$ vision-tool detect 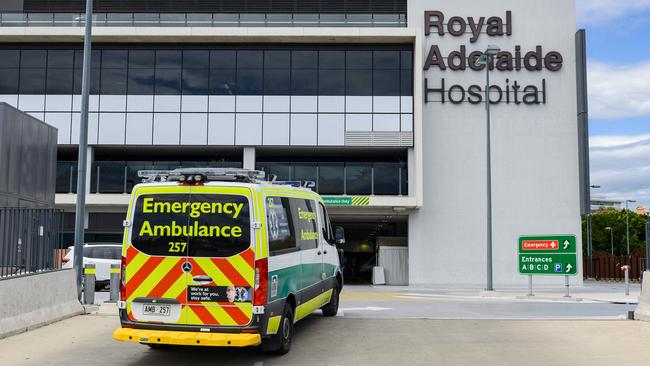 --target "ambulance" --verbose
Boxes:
[112,168,344,354]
